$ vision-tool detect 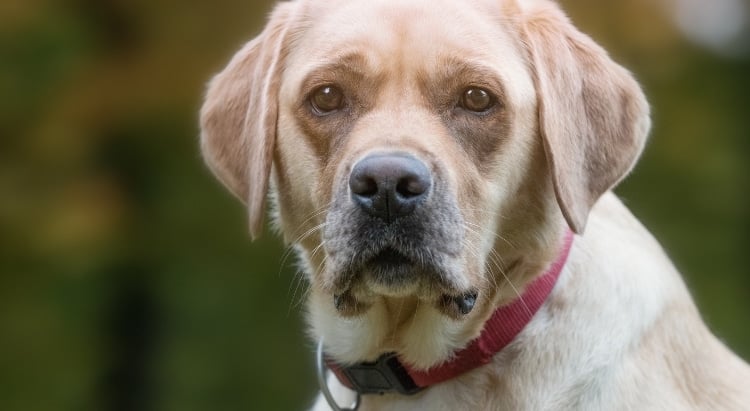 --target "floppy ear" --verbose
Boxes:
[522,2,651,233]
[200,3,295,240]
